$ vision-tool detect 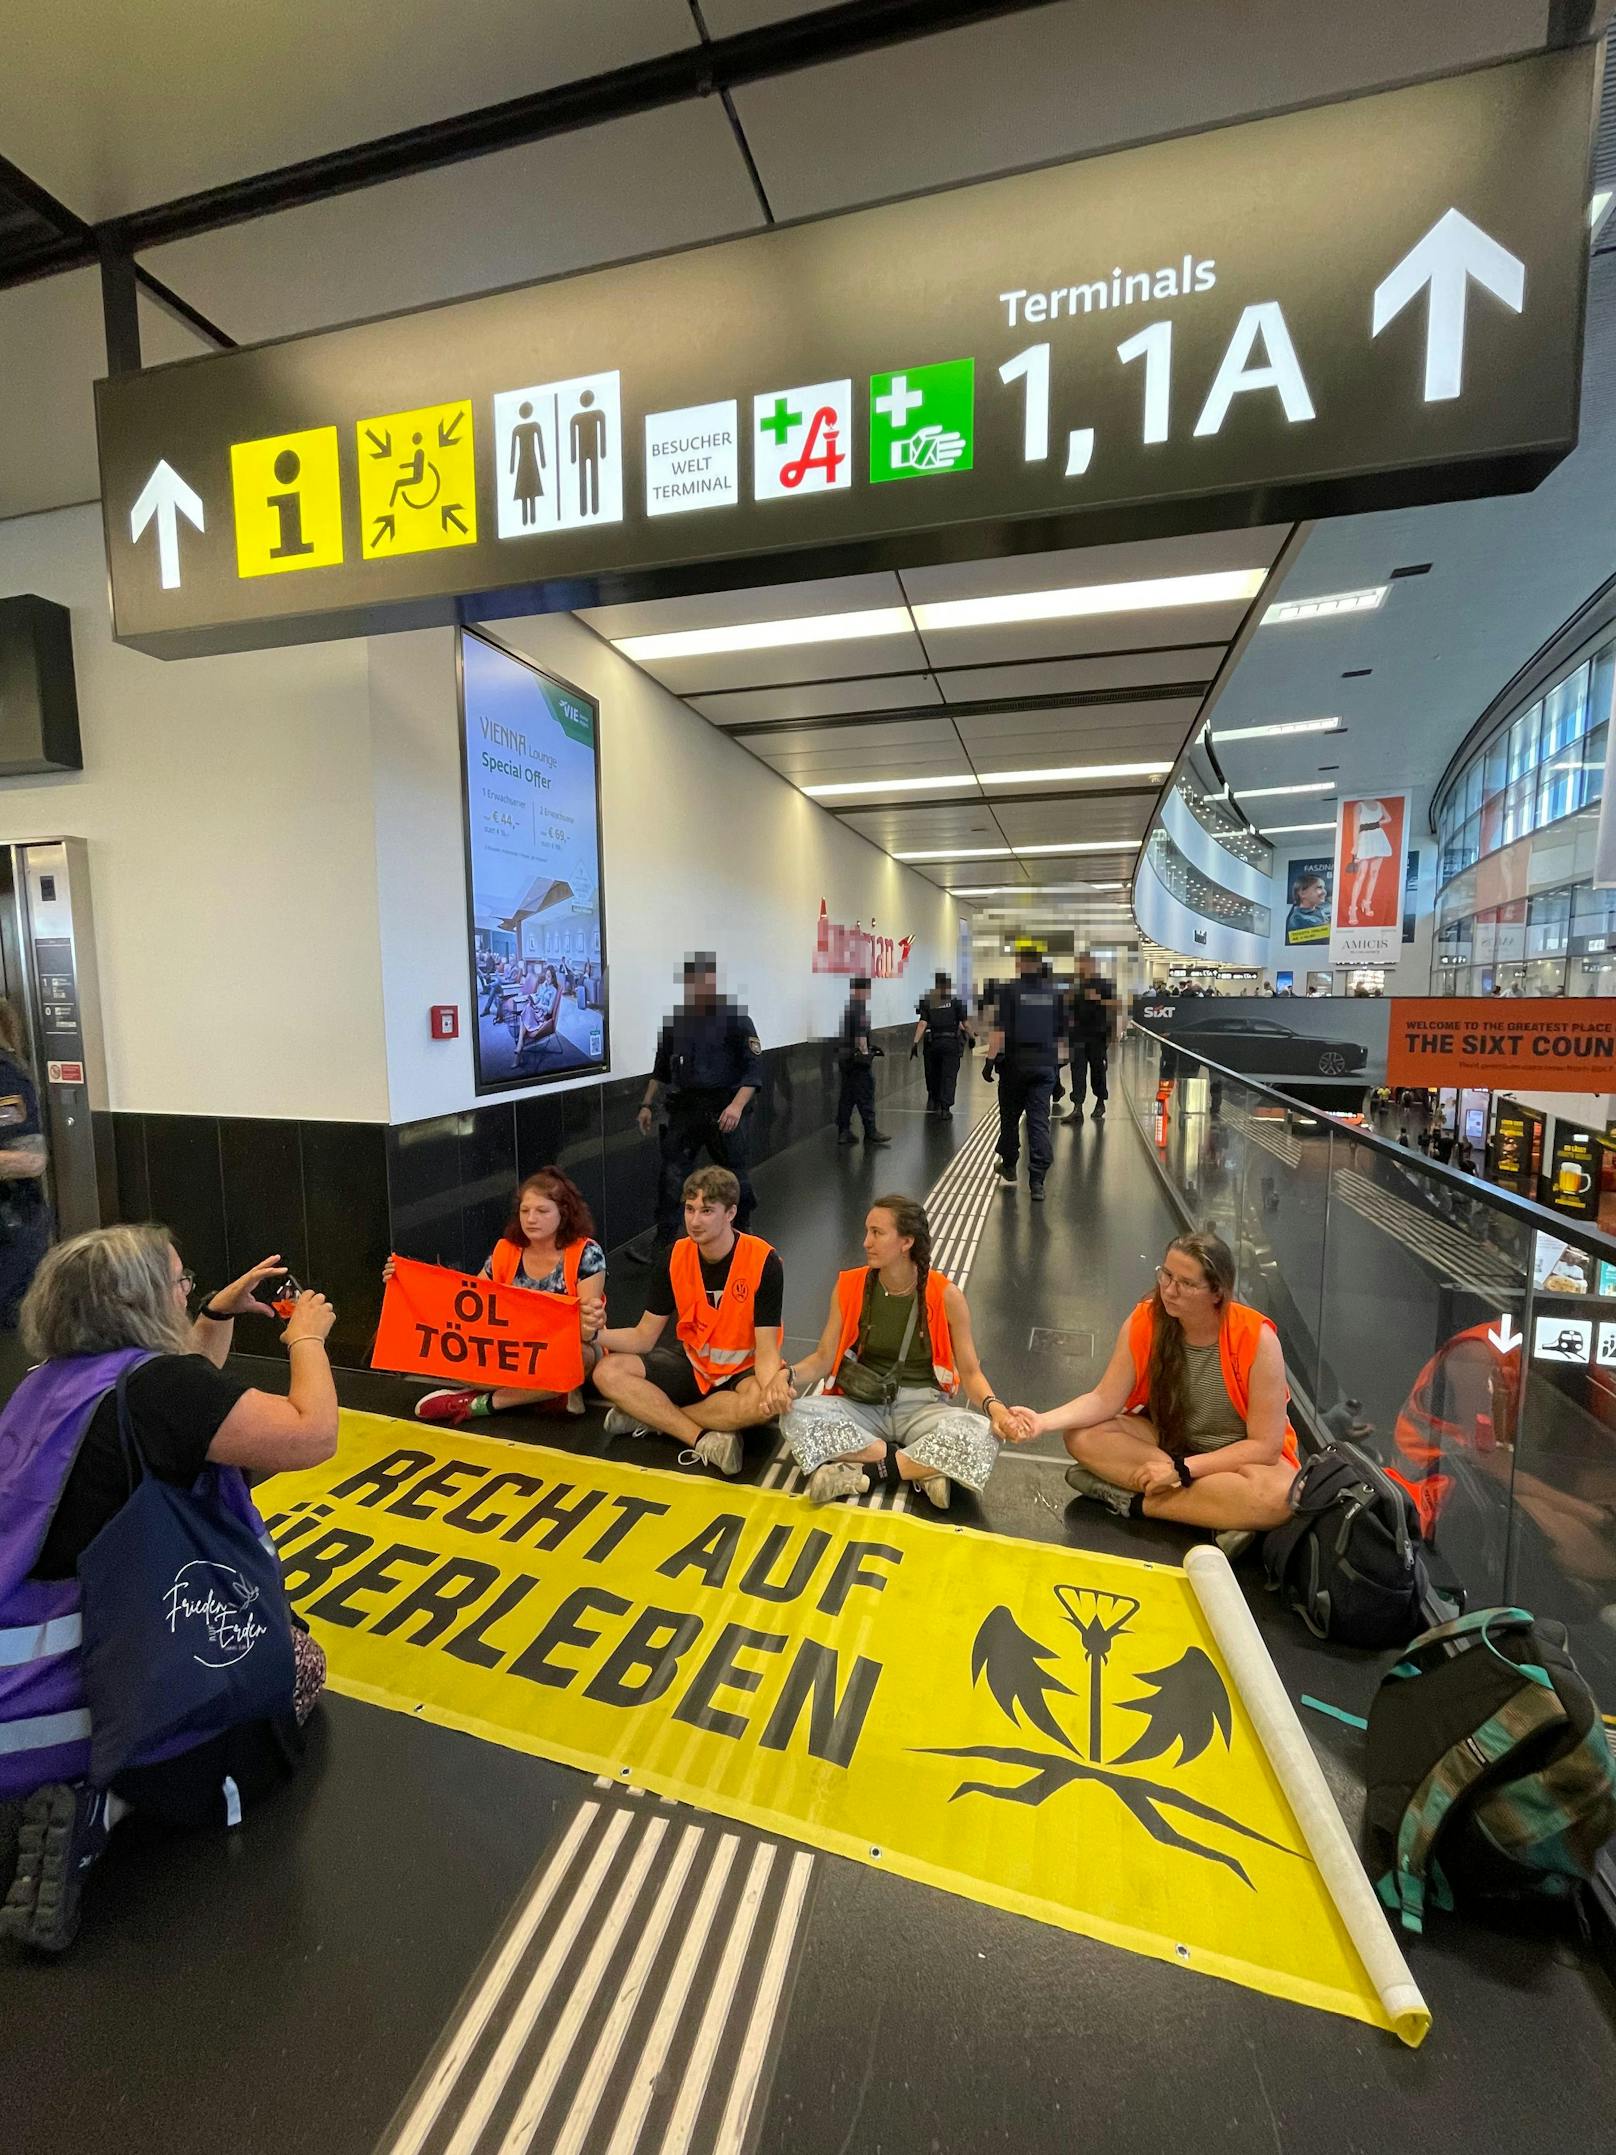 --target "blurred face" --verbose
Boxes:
[1155,1248,1218,1320]
[684,1193,736,1249]
[686,967,717,1009]
[167,1244,193,1311]
[863,1208,914,1270]
[519,1189,561,1243]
